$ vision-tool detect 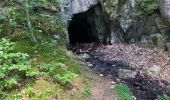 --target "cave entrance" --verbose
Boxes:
[68,14,96,44]
[68,4,107,45]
